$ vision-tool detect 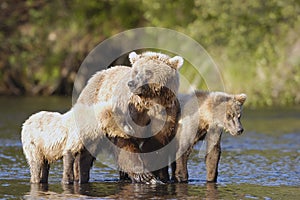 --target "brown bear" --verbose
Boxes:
[171,91,247,182]
[73,51,183,183]
[21,51,183,184]
[21,102,130,184]
[119,91,247,183]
